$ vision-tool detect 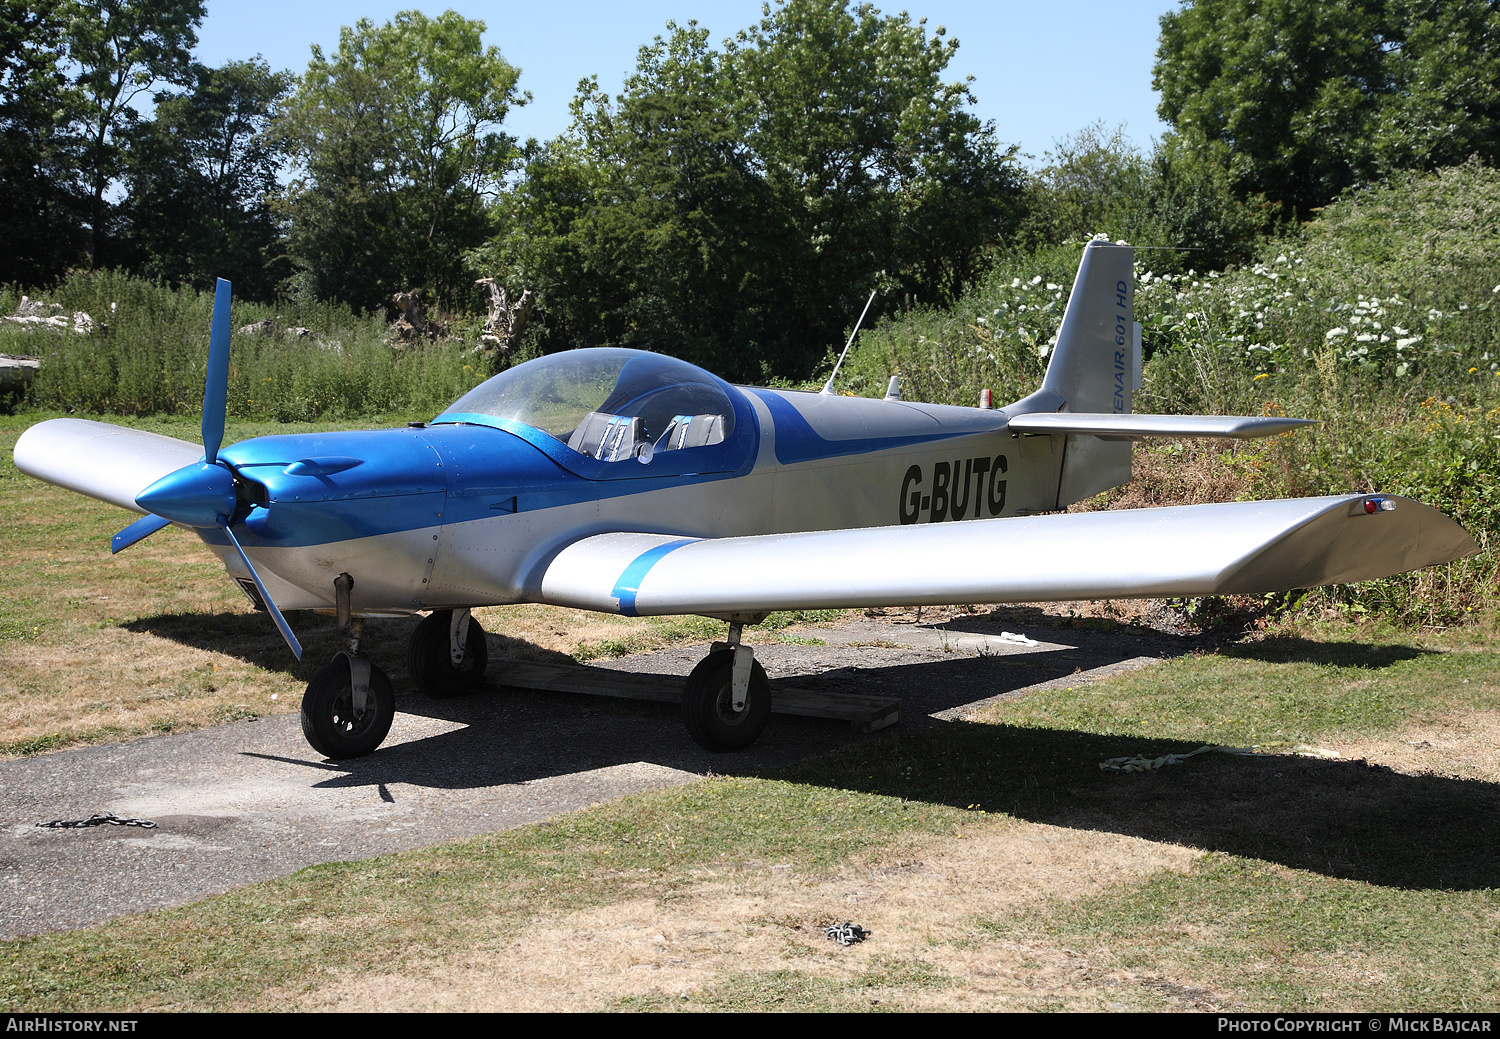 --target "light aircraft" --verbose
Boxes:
[14,242,1479,759]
